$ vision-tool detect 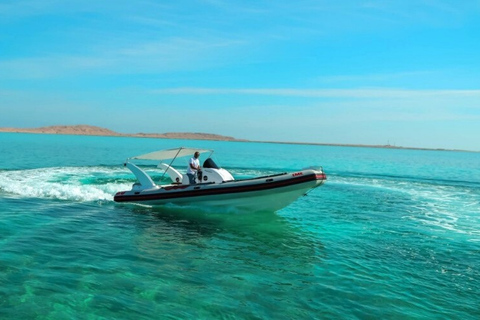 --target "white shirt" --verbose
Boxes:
[187,157,200,175]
